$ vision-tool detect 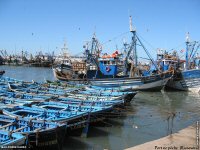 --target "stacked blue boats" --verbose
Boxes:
[0,76,137,149]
